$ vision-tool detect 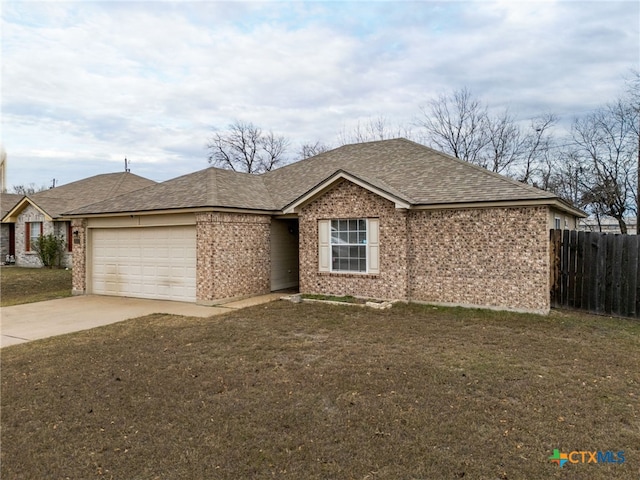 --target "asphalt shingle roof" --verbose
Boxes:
[67,139,563,216]
[0,193,24,219]
[264,138,556,208]
[30,172,156,218]
[70,168,275,214]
